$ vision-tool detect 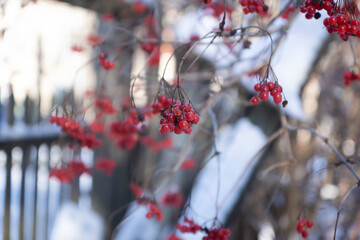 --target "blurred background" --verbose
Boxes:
[1,0,360,240]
